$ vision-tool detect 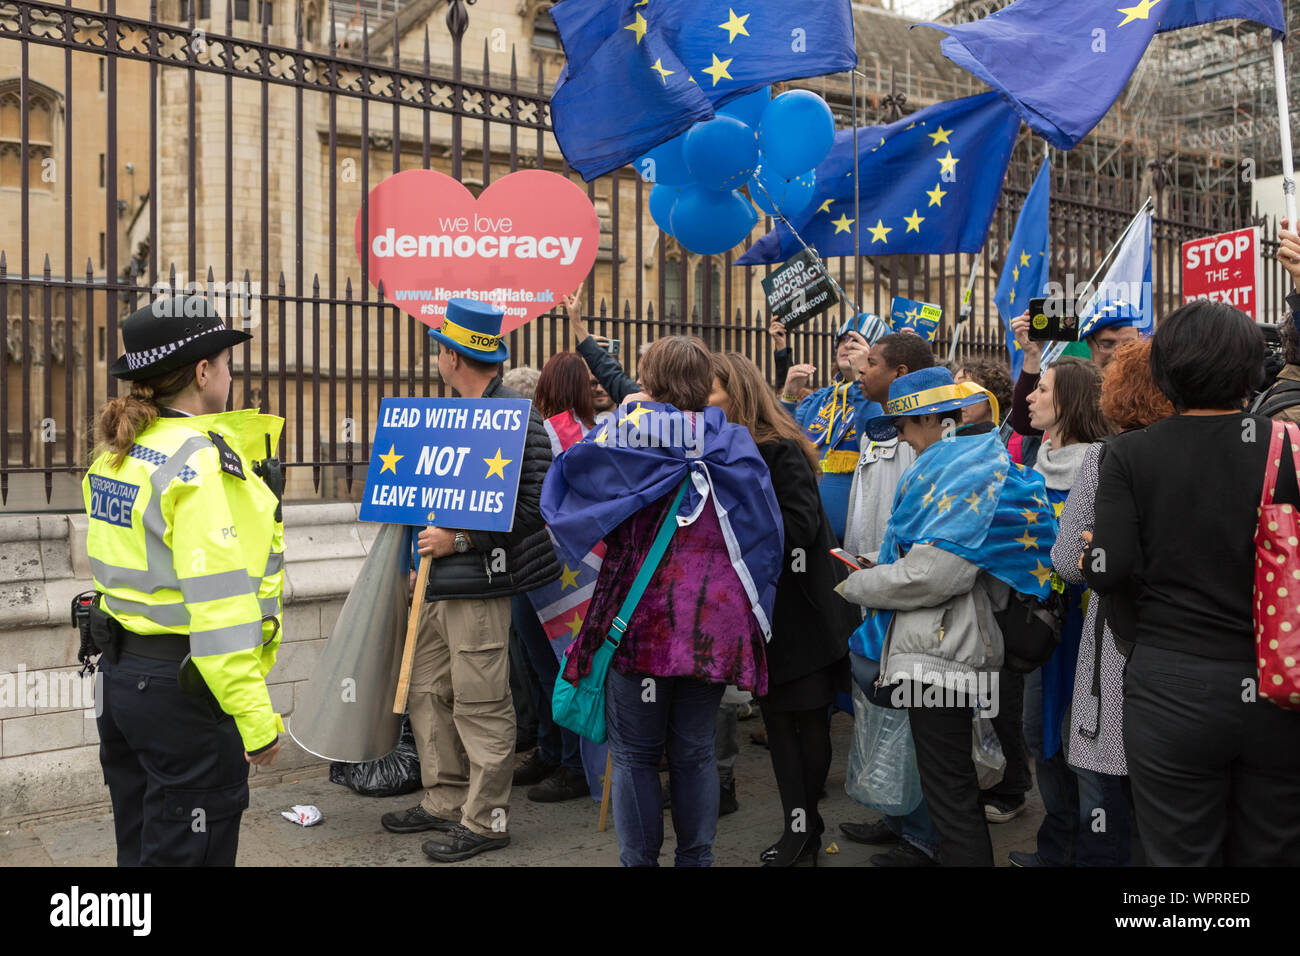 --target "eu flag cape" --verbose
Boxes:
[541,403,784,638]
[919,0,1286,150]
[850,429,1059,660]
[738,92,1020,264]
[550,0,858,180]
